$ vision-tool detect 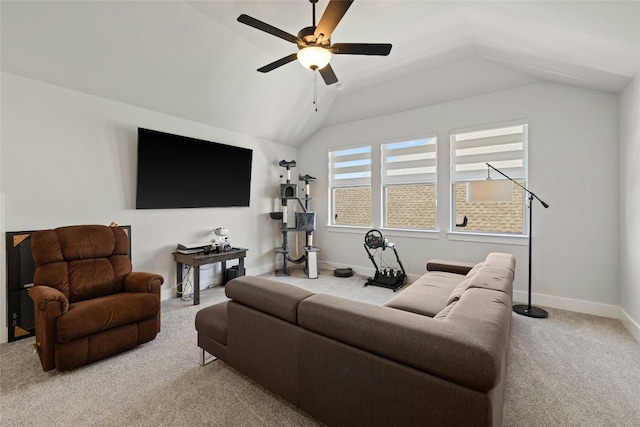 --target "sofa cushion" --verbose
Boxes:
[195,302,228,345]
[446,259,514,306]
[445,277,473,306]
[385,271,465,317]
[465,262,484,278]
[443,288,512,374]
[433,301,457,320]
[465,265,514,300]
[57,293,159,343]
[299,293,501,391]
[226,276,314,324]
[485,252,515,275]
